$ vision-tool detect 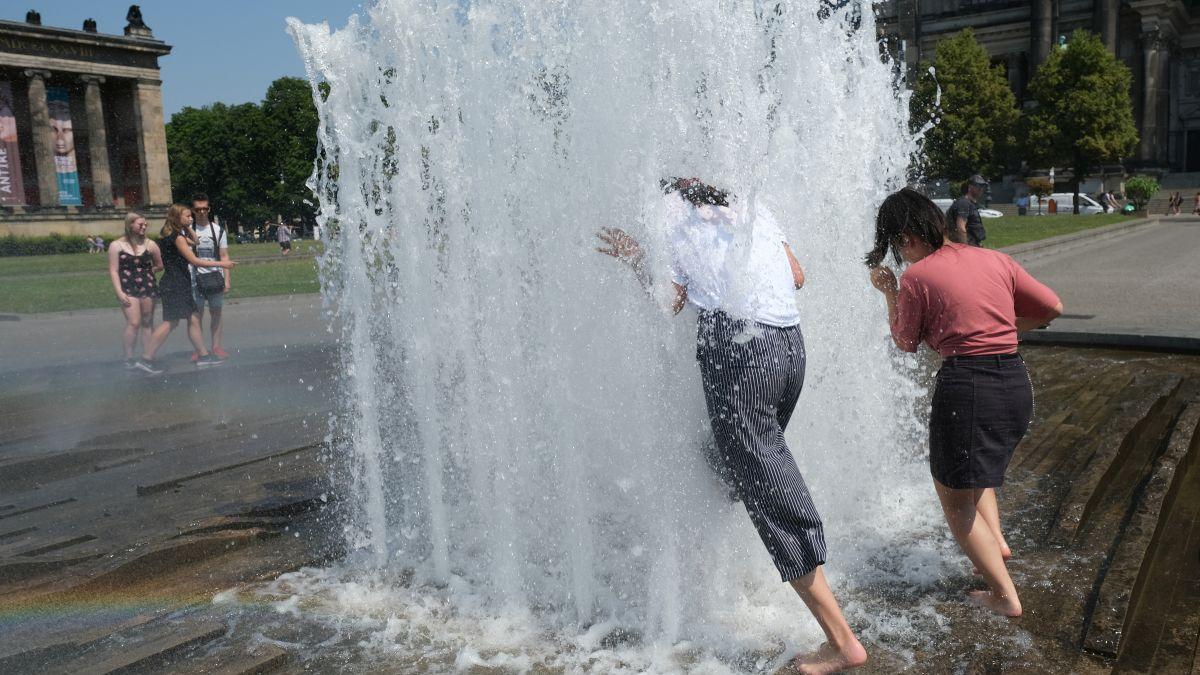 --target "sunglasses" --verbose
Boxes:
[193,207,210,212]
